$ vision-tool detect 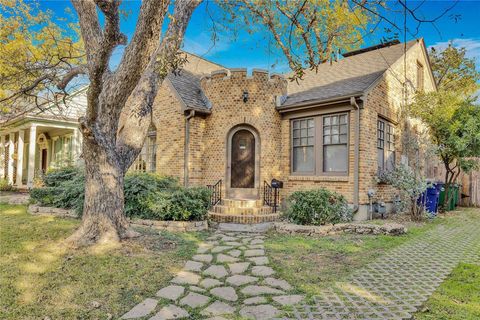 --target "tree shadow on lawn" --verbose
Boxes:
[0,204,206,319]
